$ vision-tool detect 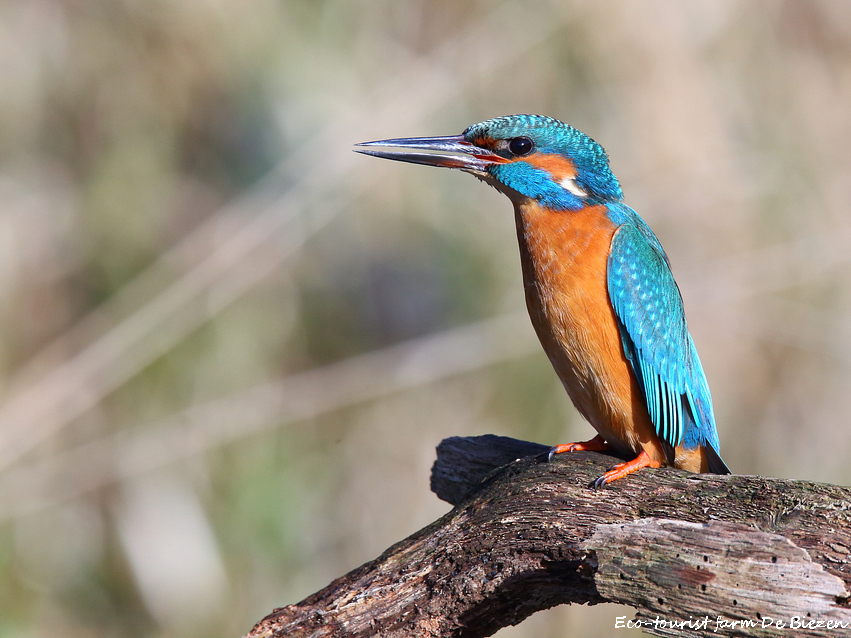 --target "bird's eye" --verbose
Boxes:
[508,137,533,156]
